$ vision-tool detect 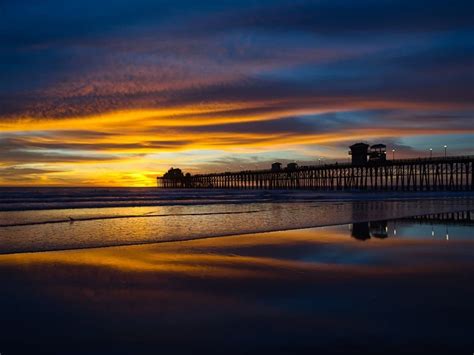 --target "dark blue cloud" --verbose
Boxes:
[0,0,472,120]
[199,0,473,35]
